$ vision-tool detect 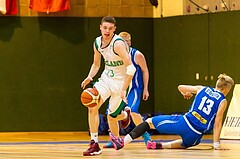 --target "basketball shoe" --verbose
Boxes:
[83,140,102,156]
[103,141,114,148]
[120,106,131,129]
[142,132,151,145]
[146,141,163,149]
[109,132,124,150]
